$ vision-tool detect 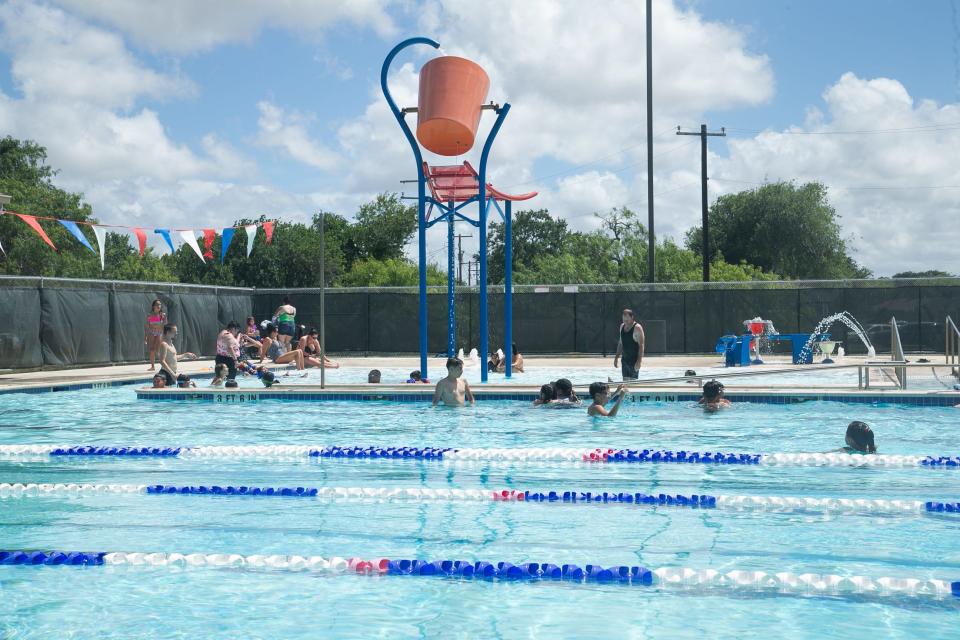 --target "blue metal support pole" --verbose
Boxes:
[380,37,439,379]
[447,201,456,357]
[478,104,511,383]
[504,199,513,378]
